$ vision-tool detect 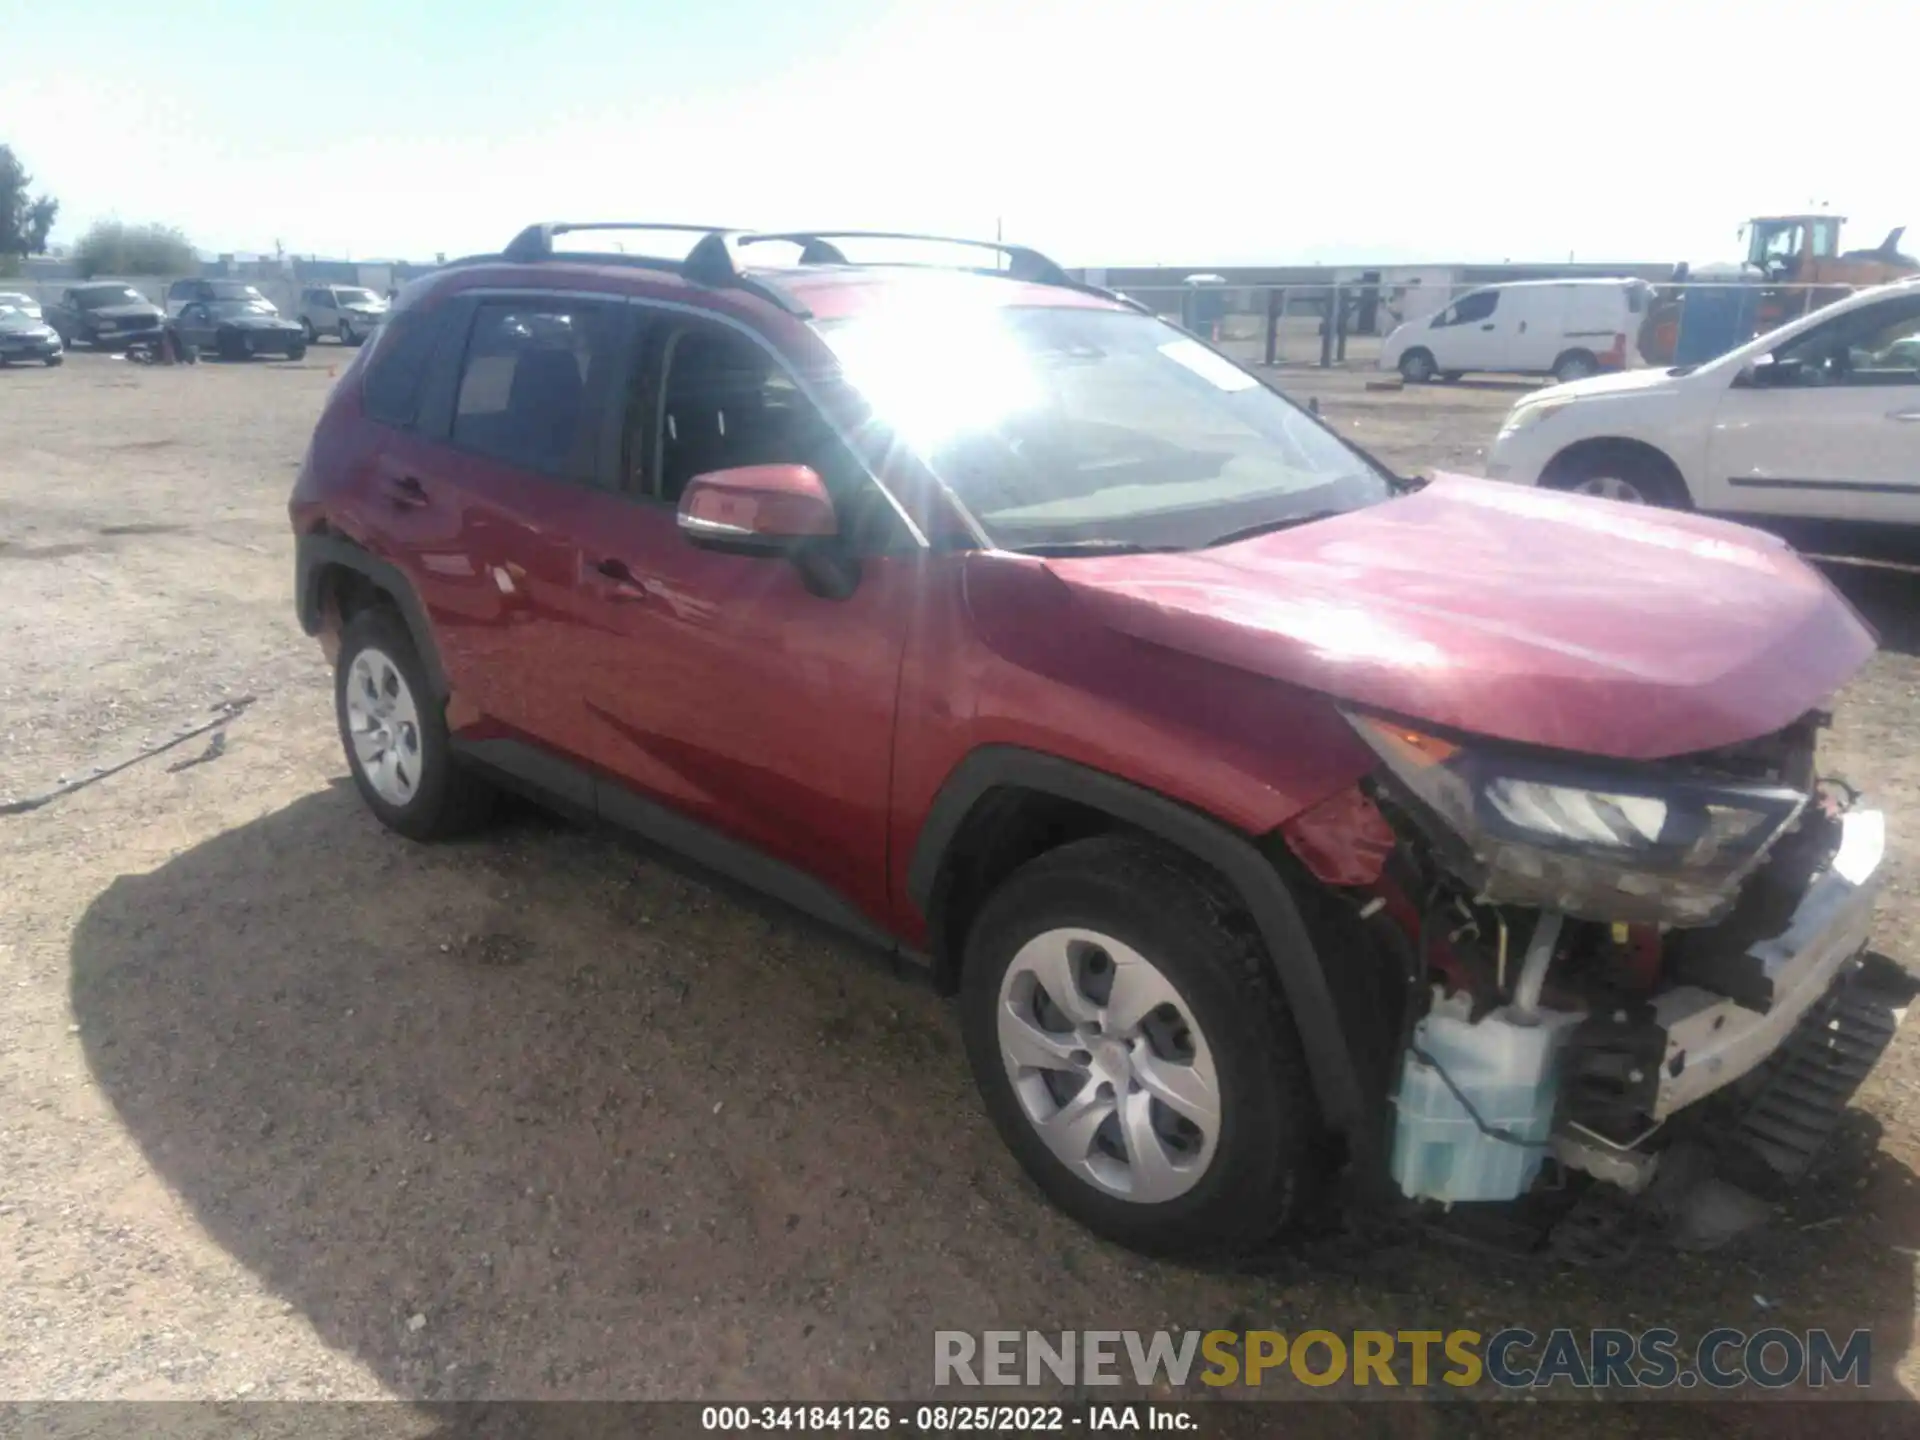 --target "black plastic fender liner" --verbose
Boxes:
[908,745,1371,1143]
[294,532,450,698]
